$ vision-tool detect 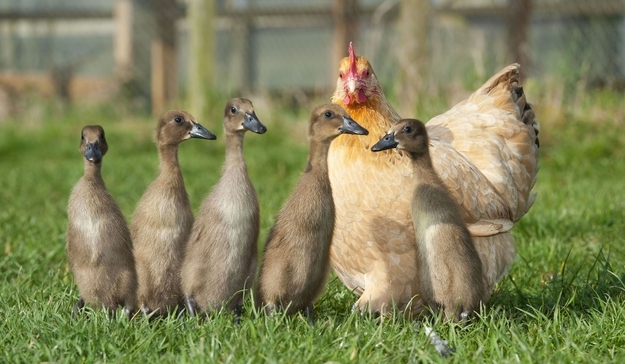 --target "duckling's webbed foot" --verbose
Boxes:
[184,295,198,318]
[459,311,470,324]
[72,298,85,319]
[304,304,314,326]
[141,305,152,318]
